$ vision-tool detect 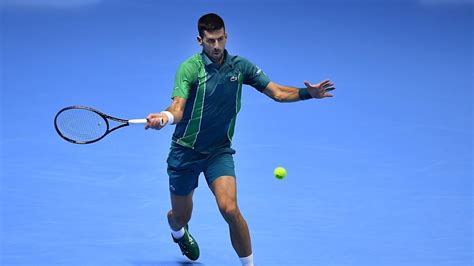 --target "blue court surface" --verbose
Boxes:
[1,0,472,265]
